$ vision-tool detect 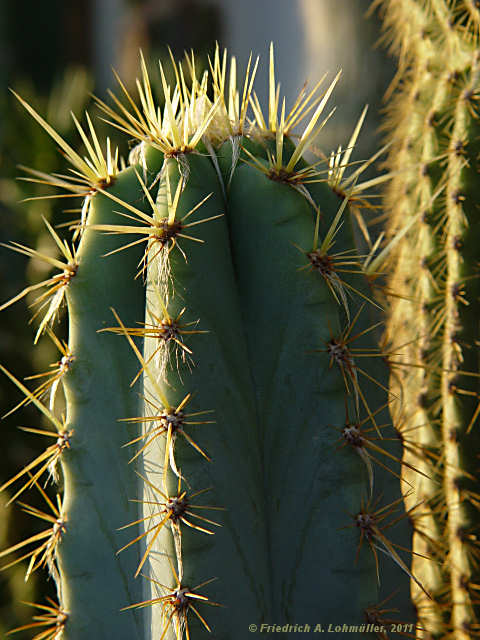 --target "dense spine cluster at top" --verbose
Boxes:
[0,47,416,639]
[376,1,480,638]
